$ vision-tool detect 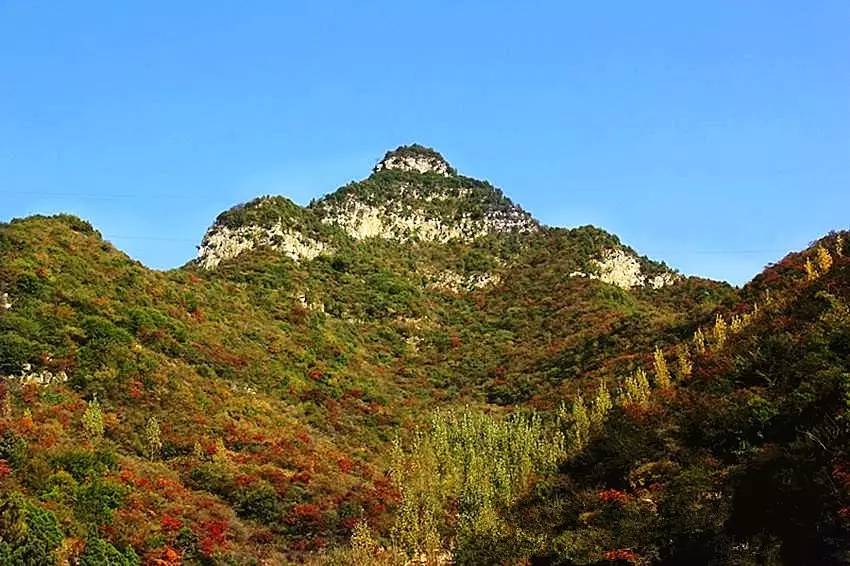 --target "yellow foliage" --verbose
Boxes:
[676,344,693,379]
[805,258,818,281]
[713,314,727,350]
[653,346,671,389]
[816,245,833,273]
[621,367,651,406]
[590,381,613,429]
[692,328,706,354]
